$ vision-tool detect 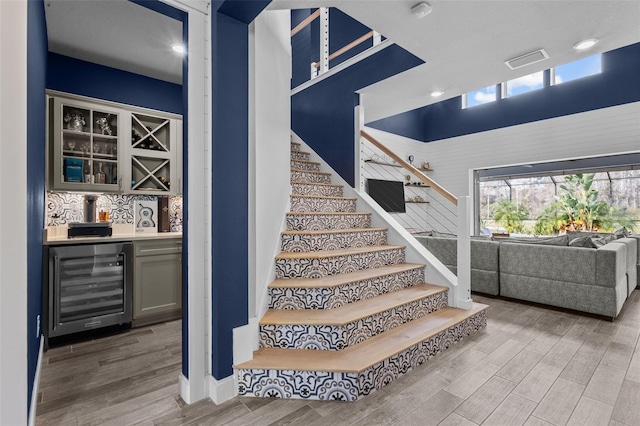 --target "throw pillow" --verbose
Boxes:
[613,227,630,239]
[503,235,569,246]
[568,236,606,248]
